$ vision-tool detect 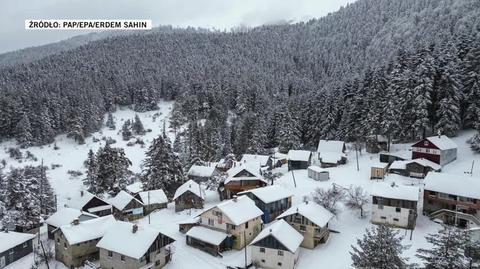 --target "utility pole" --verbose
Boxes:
[291,170,297,188]
[244,231,248,269]
[355,142,359,171]
[39,240,50,269]
[148,191,151,225]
